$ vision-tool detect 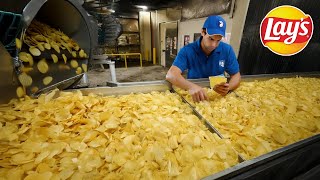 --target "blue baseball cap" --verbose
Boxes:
[203,15,226,37]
